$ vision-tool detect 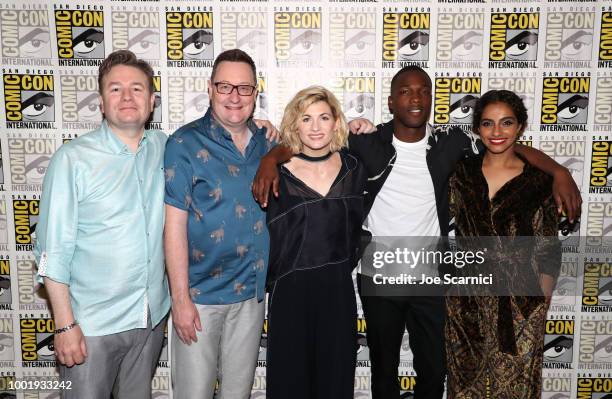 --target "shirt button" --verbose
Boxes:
[147,259,151,264]
[146,232,150,236]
